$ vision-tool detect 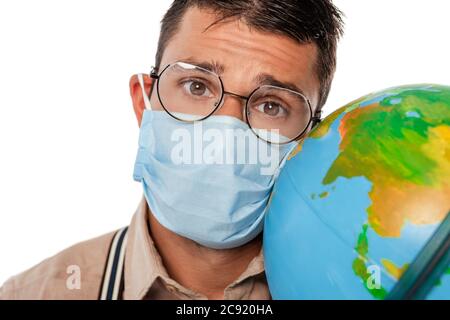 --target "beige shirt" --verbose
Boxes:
[0,196,271,300]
